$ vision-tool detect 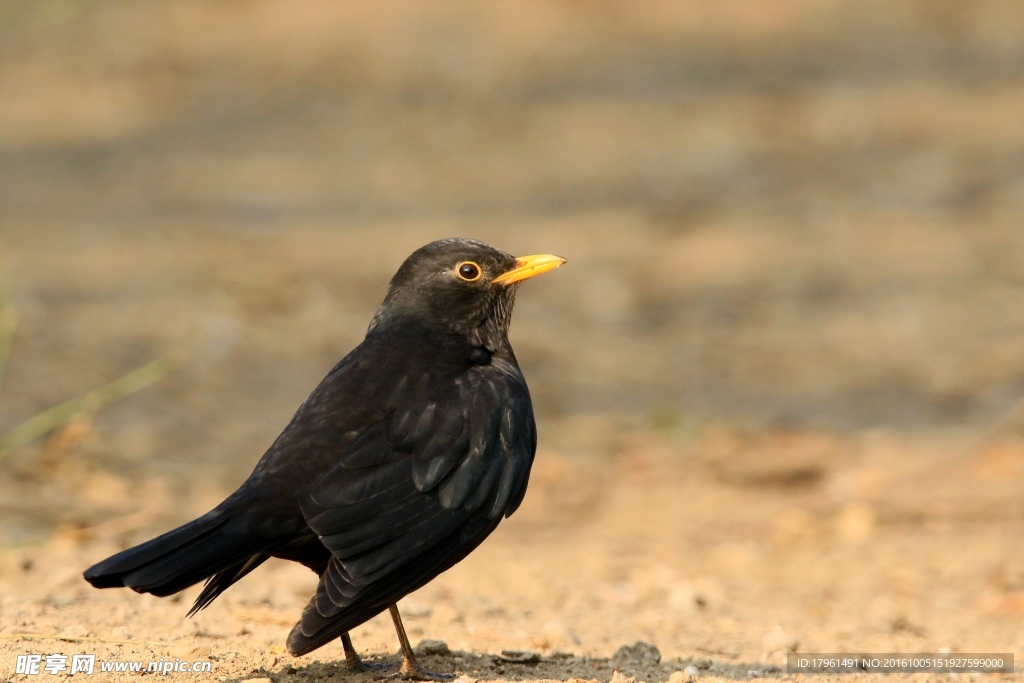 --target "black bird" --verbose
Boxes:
[83,238,565,678]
